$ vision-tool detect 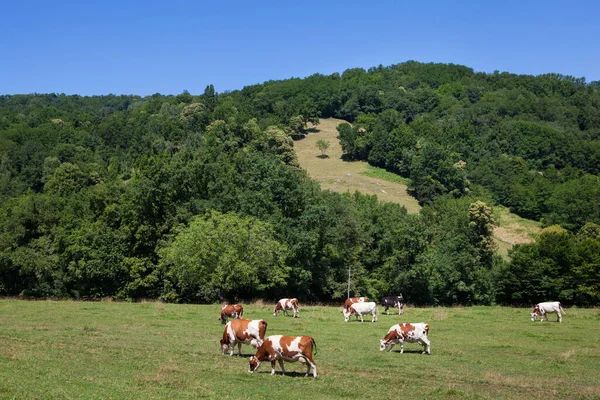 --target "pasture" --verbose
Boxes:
[1,300,599,399]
